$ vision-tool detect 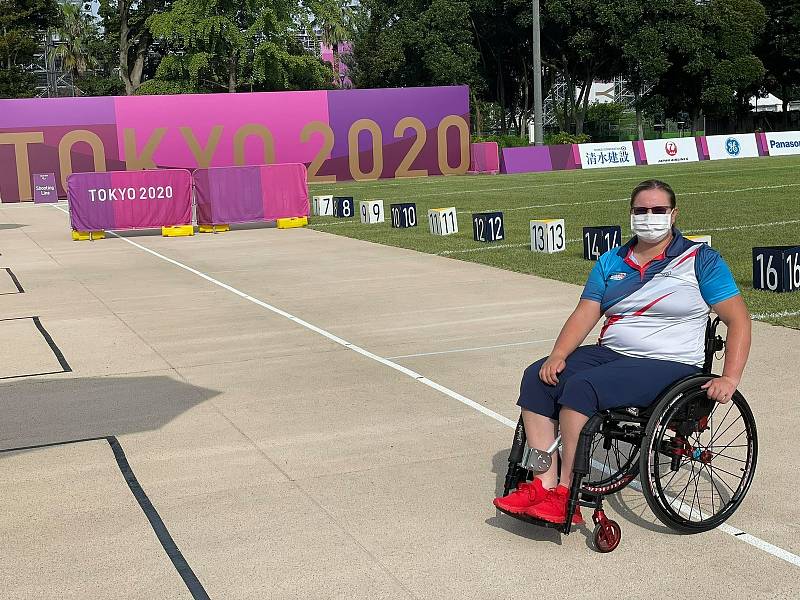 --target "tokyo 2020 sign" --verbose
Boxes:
[0,86,470,202]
